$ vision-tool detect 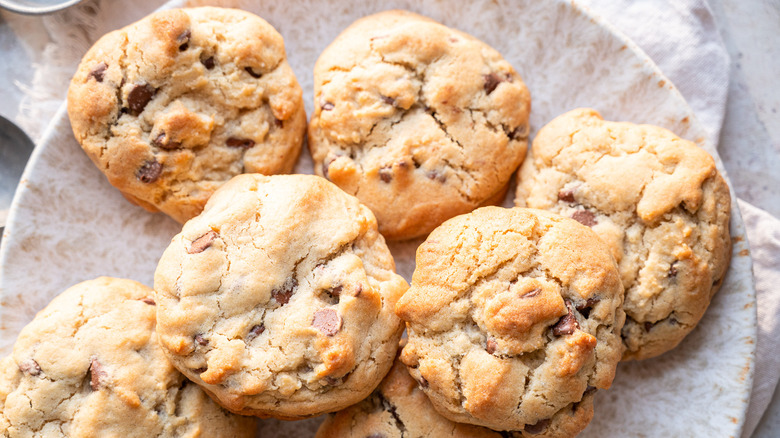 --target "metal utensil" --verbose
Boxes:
[0,115,34,243]
[0,0,82,15]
